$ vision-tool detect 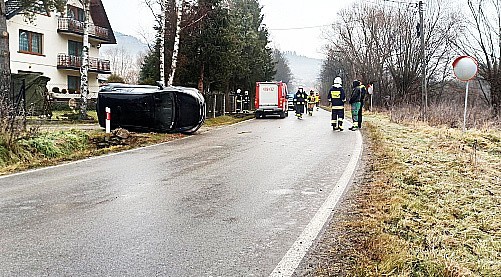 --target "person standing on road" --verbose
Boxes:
[358,81,367,129]
[349,80,365,130]
[294,88,308,119]
[307,90,316,116]
[328,77,346,131]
